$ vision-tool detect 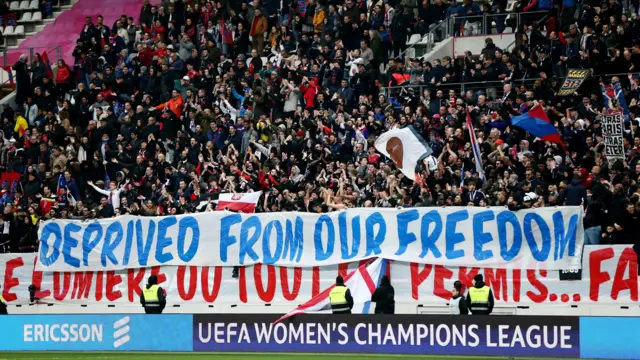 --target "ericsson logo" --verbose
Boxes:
[113,316,131,348]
